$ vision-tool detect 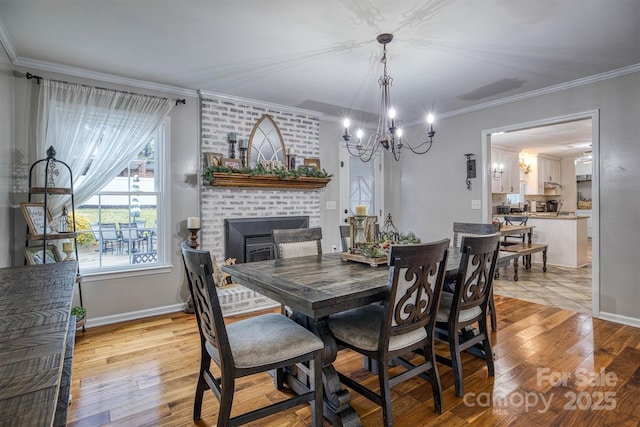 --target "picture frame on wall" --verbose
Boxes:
[20,202,53,235]
[304,158,321,170]
[25,244,63,265]
[205,152,224,168]
[223,158,242,170]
